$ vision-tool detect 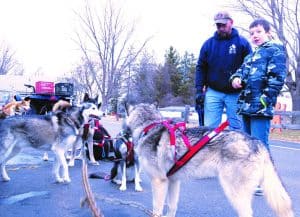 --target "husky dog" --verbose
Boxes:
[110,128,143,191]
[42,99,73,162]
[0,96,101,183]
[0,96,31,118]
[66,93,110,166]
[125,103,294,217]
[78,94,111,165]
[83,116,112,164]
